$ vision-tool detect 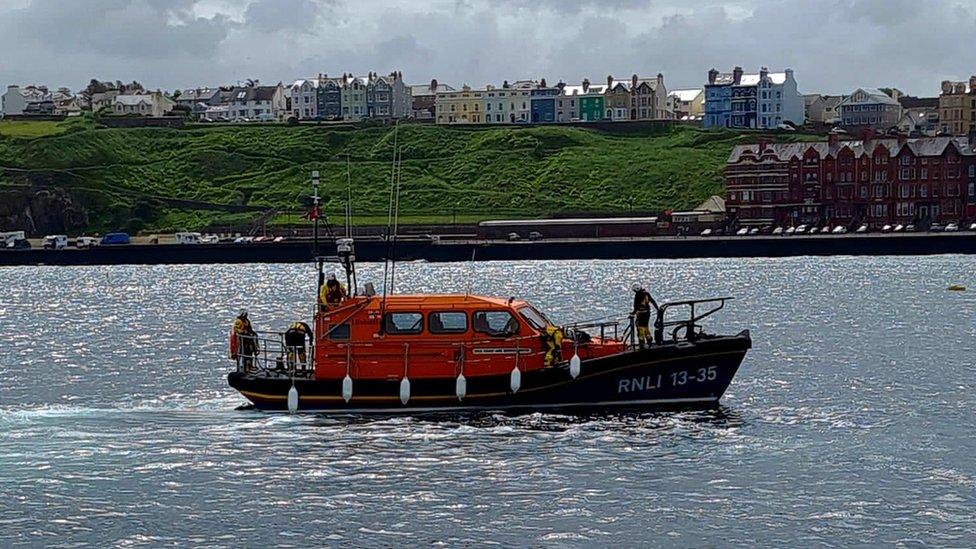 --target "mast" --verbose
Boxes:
[380,123,399,319]
[312,170,323,291]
